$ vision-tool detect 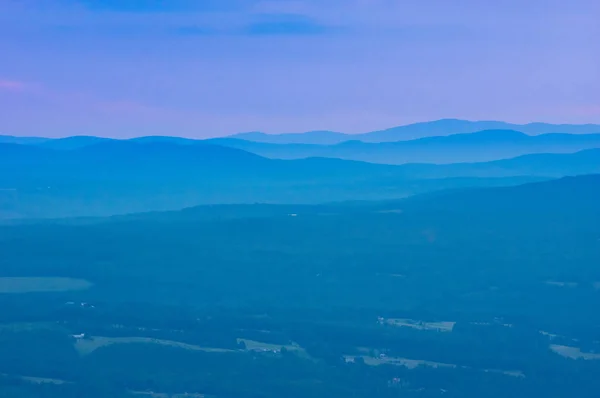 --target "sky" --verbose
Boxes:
[1,0,599,138]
